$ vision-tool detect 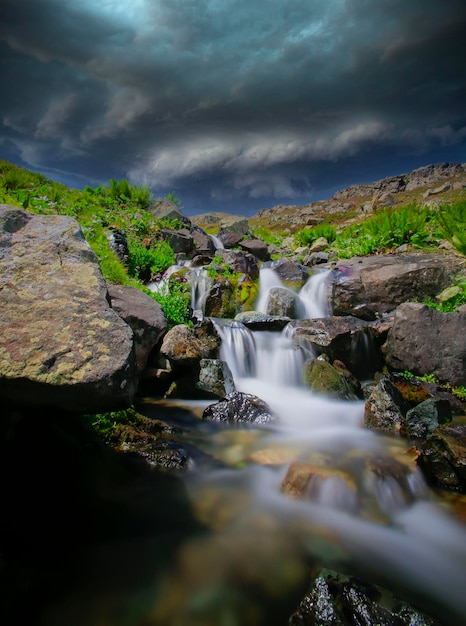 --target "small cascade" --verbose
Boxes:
[210,234,224,250]
[298,270,331,318]
[216,320,257,379]
[190,266,210,311]
[255,266,331,319]
[255,267,284,313]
